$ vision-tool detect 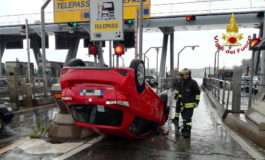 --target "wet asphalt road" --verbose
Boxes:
[0,105,58,149]
[0,81,261,159]
[65,90,254,160]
